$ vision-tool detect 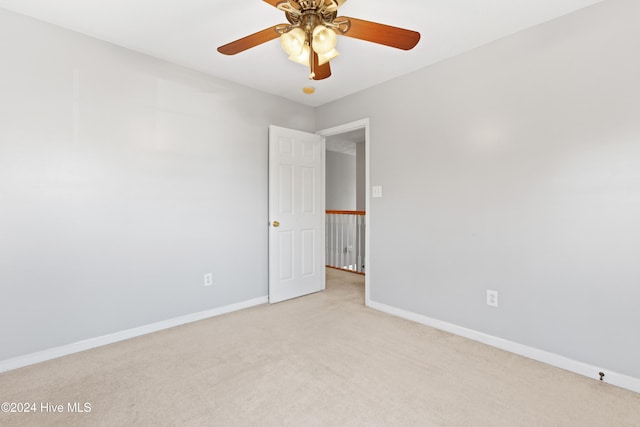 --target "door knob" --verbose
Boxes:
[272,221,280,227]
